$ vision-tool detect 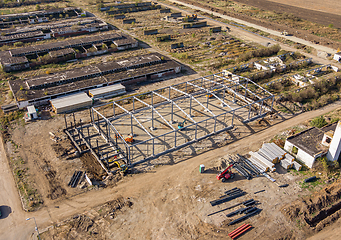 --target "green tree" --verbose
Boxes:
[310,116,328,128]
